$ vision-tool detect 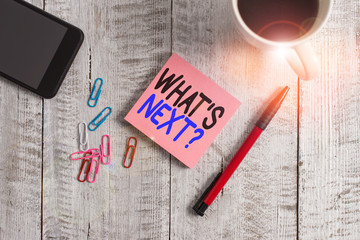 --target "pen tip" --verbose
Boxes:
[283,86,290,93]
[255,86,290,130]
[279,86,290,101]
